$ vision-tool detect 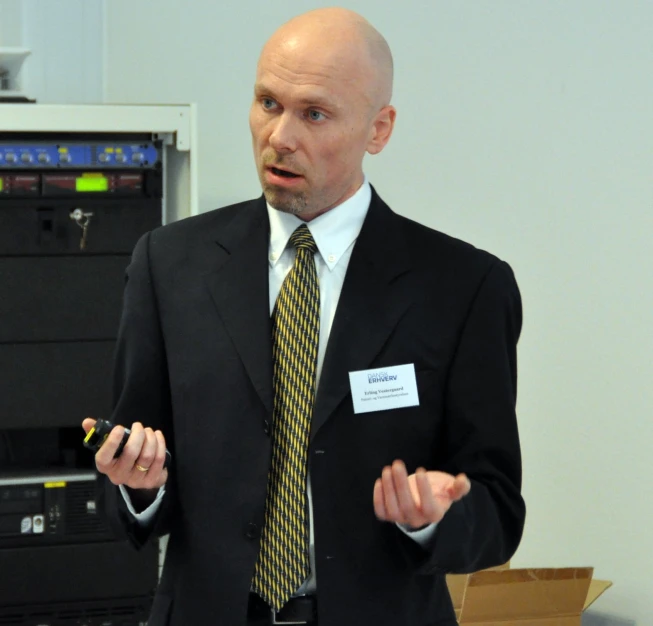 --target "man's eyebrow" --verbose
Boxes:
[254,83,338,109]
[297,94,337,109]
